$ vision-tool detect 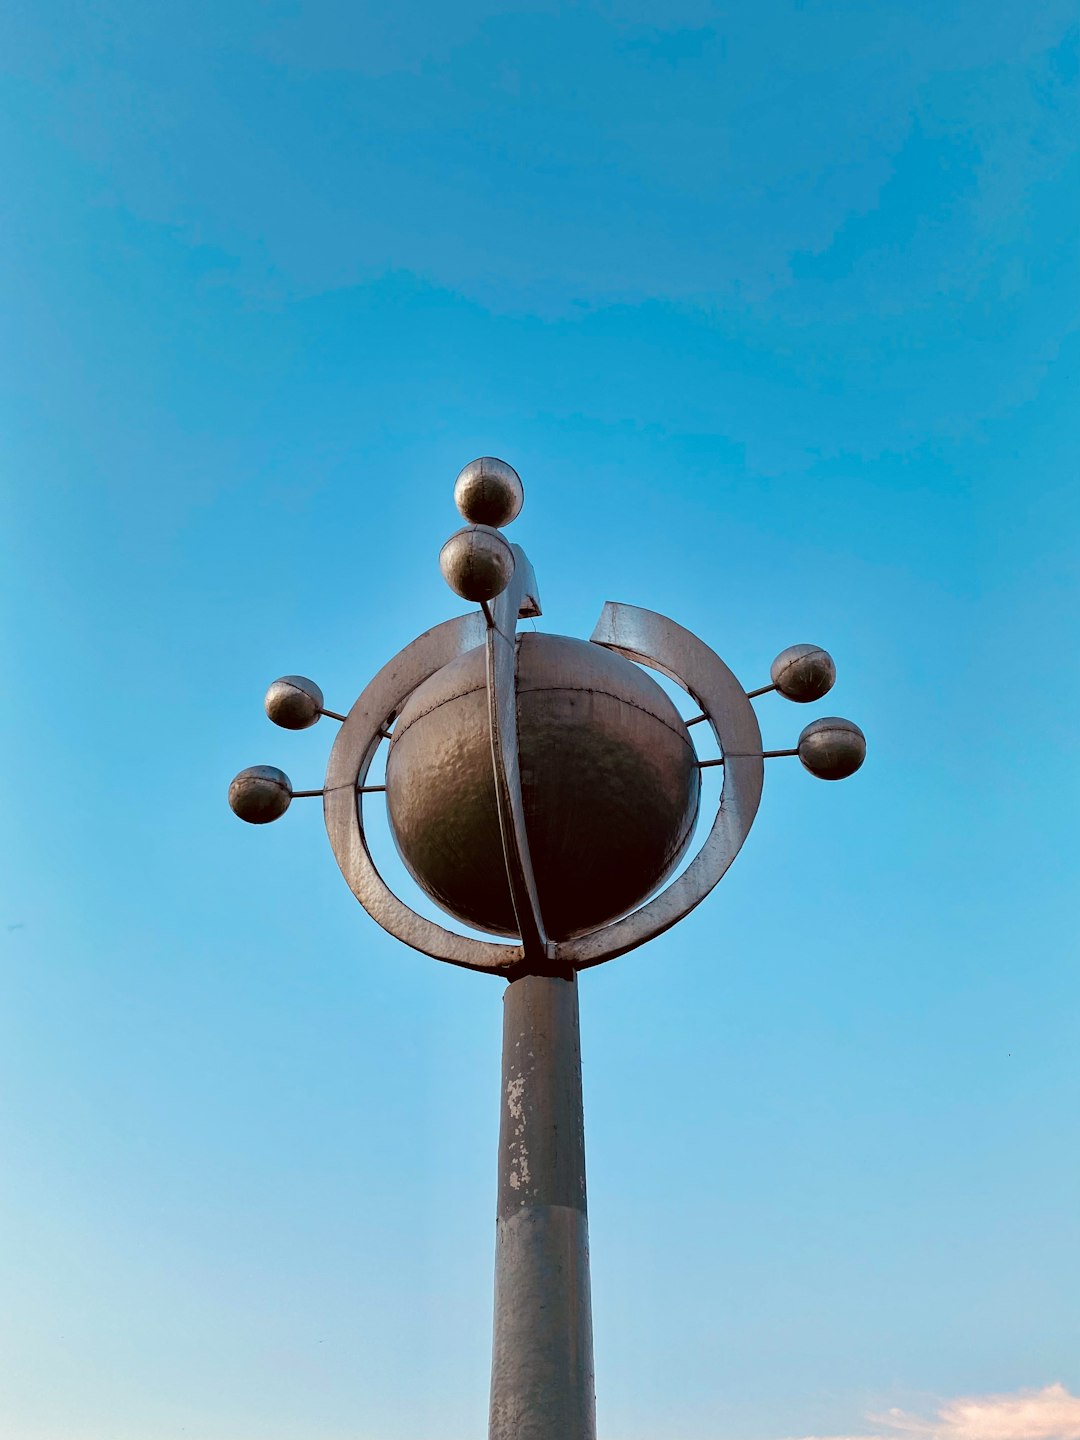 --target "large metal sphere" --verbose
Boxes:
[228,765,293,822]
[440,525,515,602]
[797,717,866,780]
[454,457,524,528]
[264,675,324,730]
[770,644,836,703]
[385,633,701,941]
